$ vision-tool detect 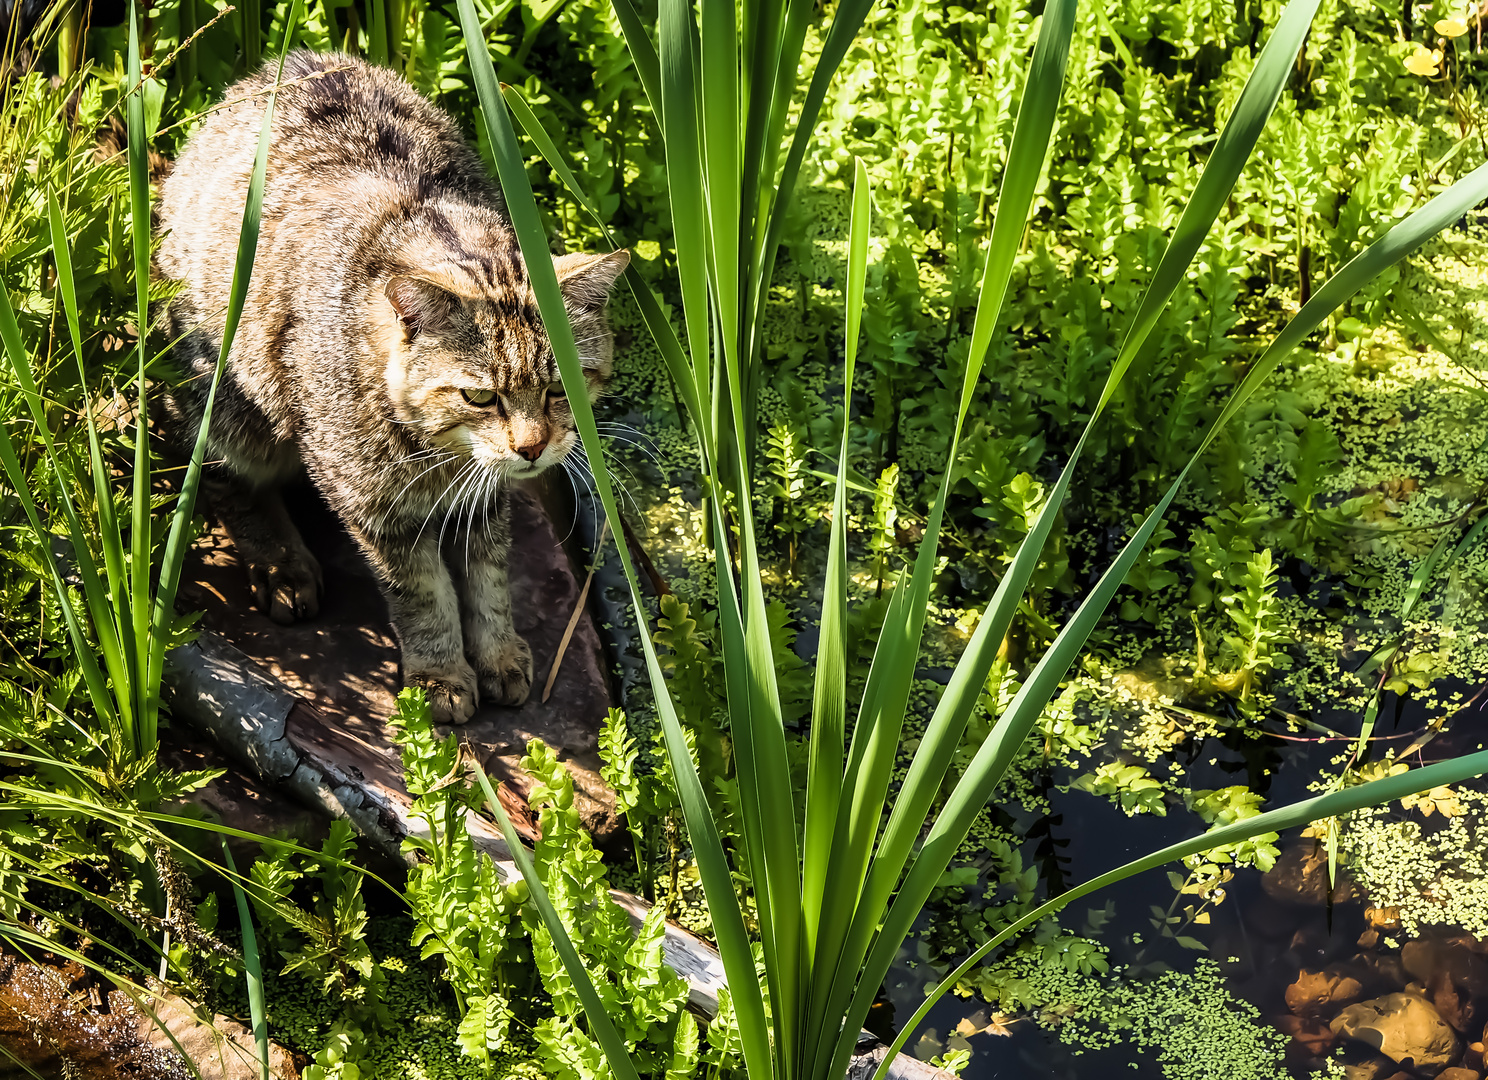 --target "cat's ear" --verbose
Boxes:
[553,249,629,310]
[386,276,458,338]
